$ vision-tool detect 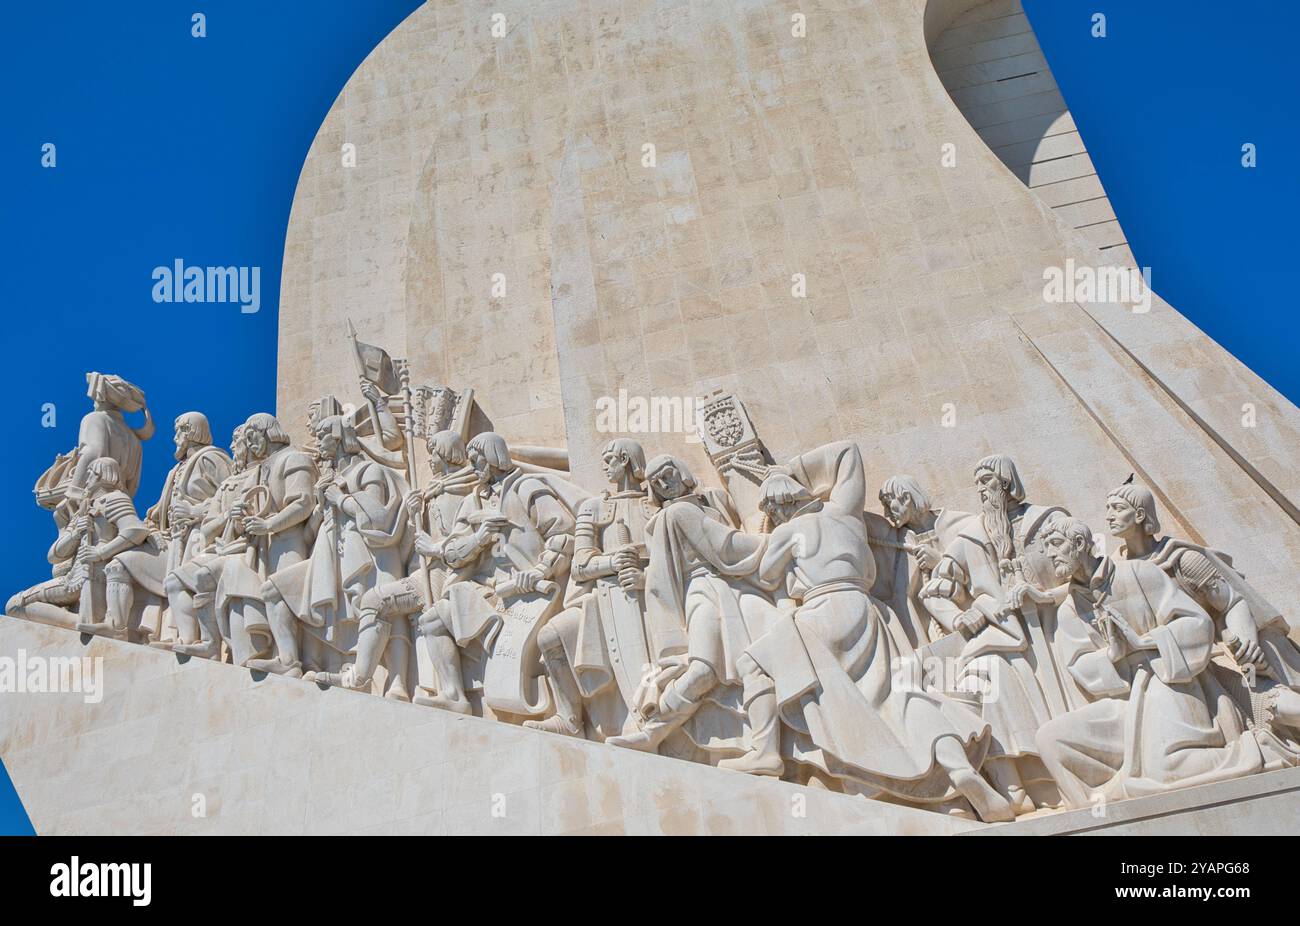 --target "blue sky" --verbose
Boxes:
[0,1,1294,834]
